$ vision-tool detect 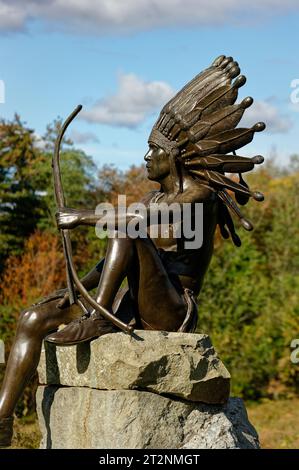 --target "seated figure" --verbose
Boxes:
[0,55,265,447]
